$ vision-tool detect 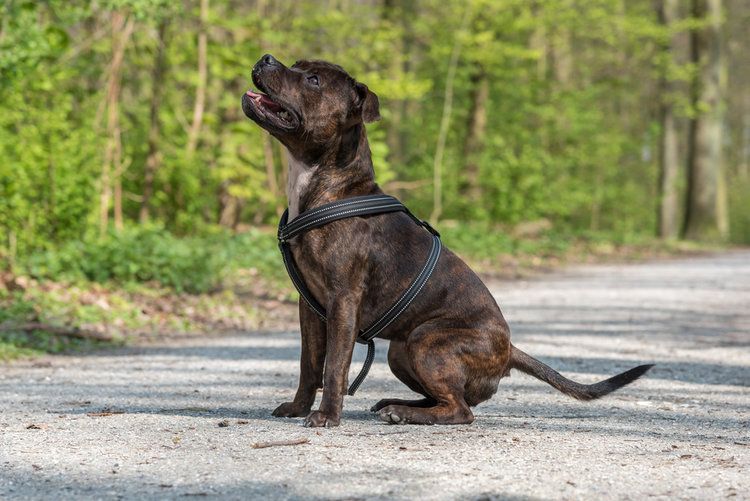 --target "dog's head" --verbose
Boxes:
[241,54,379,156]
